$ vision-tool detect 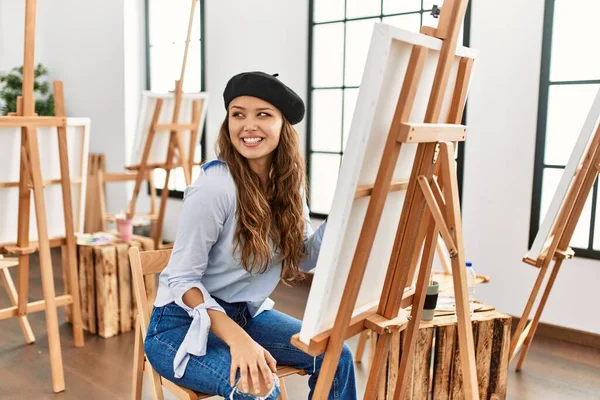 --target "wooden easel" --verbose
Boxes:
[0,0,84,393]
[125,0,205,249]
[291,1,479,399]
[510,106,600,370]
